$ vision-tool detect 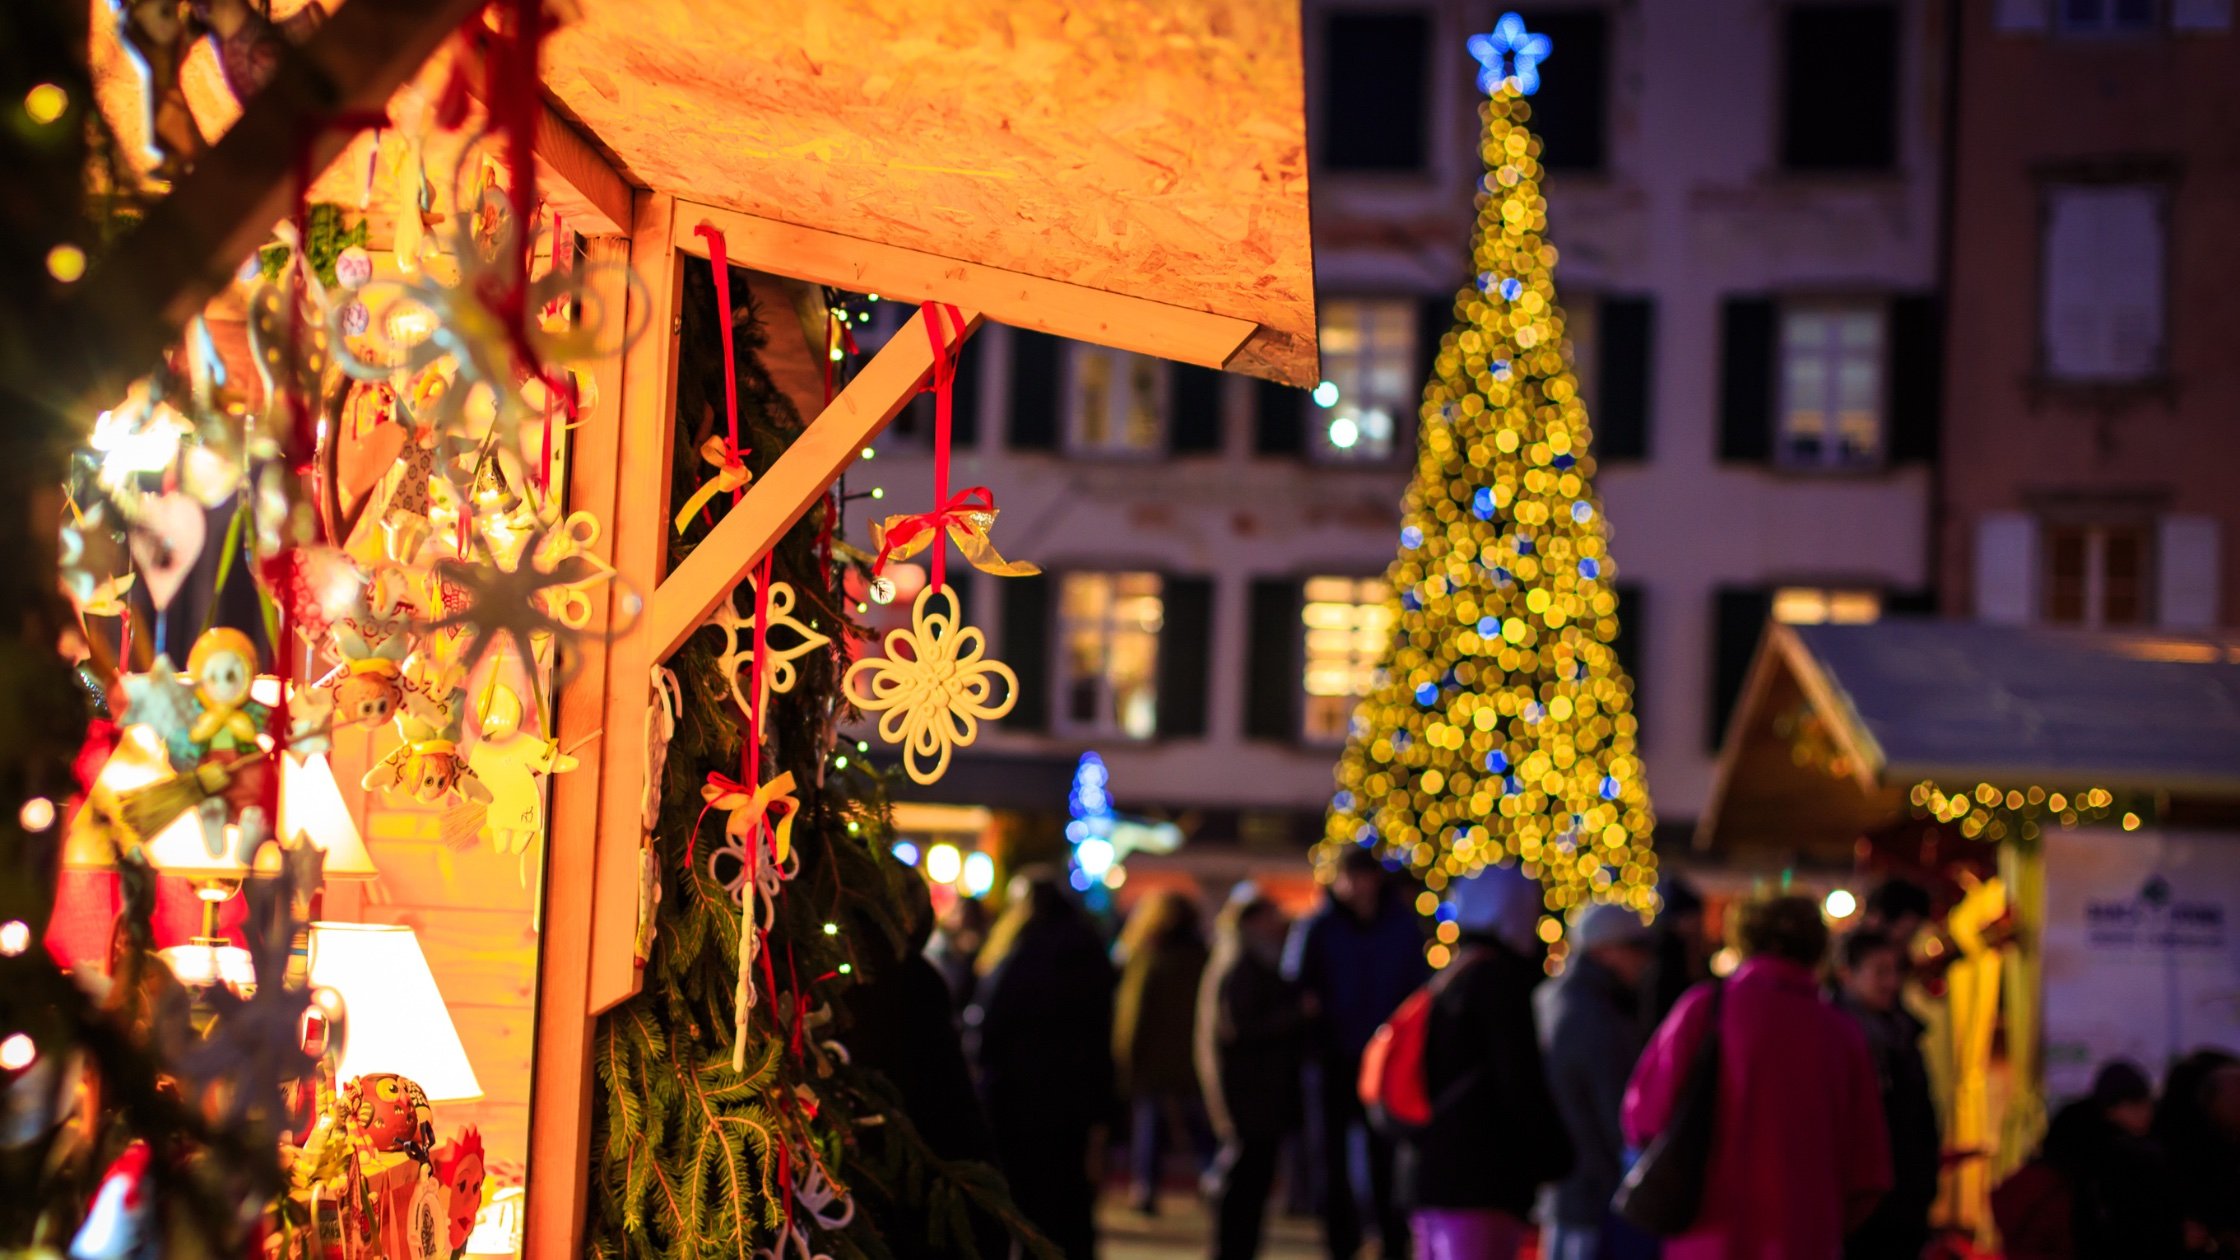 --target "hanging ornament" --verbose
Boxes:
[69,1141,153,1260]
[700,770,801,883]
[114,630,276,851]
[122,491,207,612]
[867,488,1038,587]
[867,575,896,605]
[671,437,753,533]
[468,681,579,857]
[842,585,1017,786]
[318,624,411,728]
[432,1127,487,1254]
[706,578,831,715]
